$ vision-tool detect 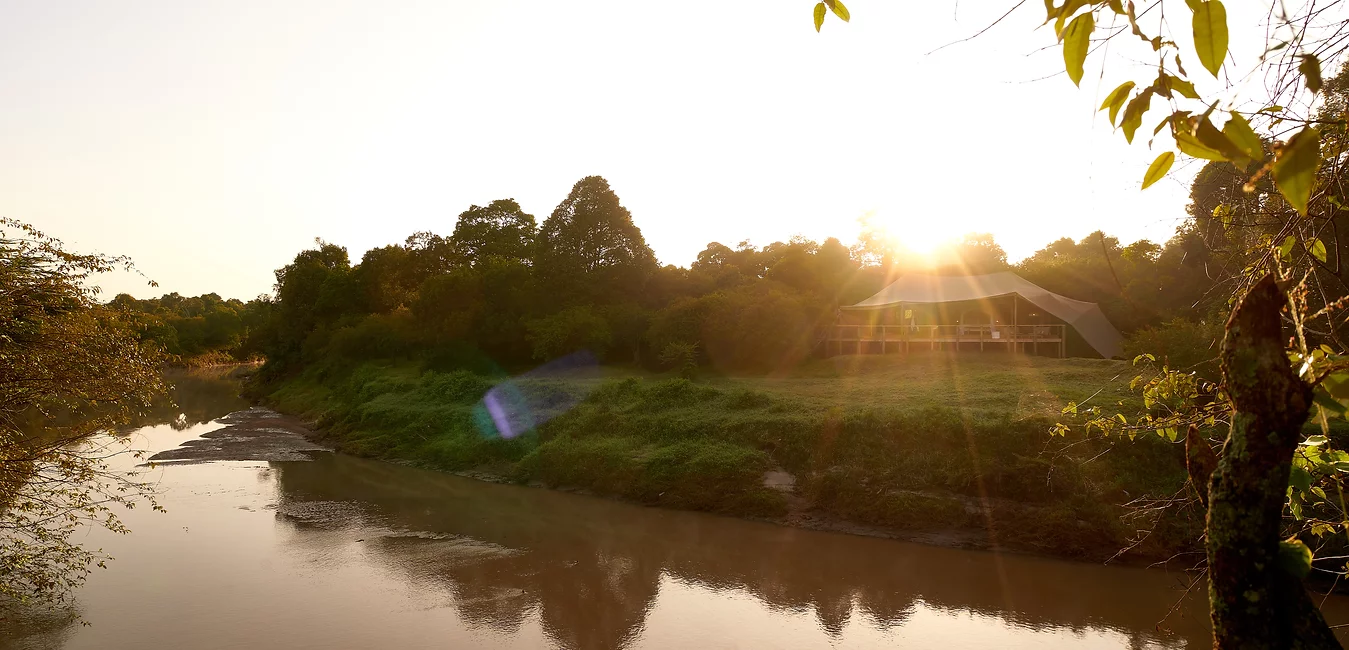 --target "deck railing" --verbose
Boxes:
[824,324,1067,356]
